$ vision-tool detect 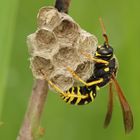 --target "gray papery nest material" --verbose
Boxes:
[27,6,98,92]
